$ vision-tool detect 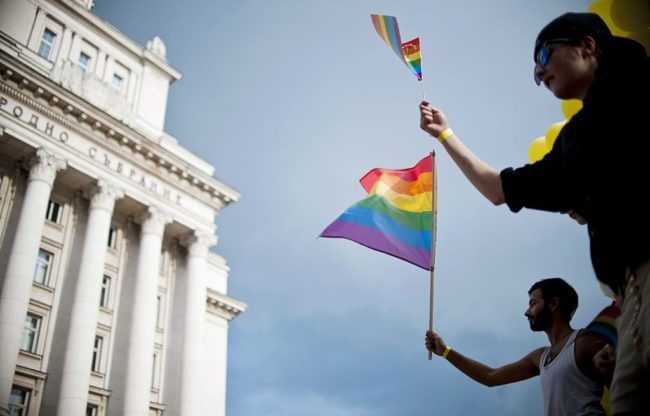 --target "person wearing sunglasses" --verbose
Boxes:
[418,12,649,415]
